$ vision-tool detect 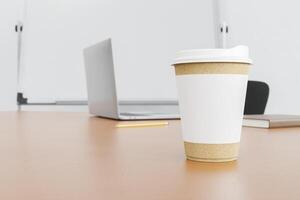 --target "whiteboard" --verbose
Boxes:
[0,0,19,110]
[21,0,215,101]
[226,0,300,114]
